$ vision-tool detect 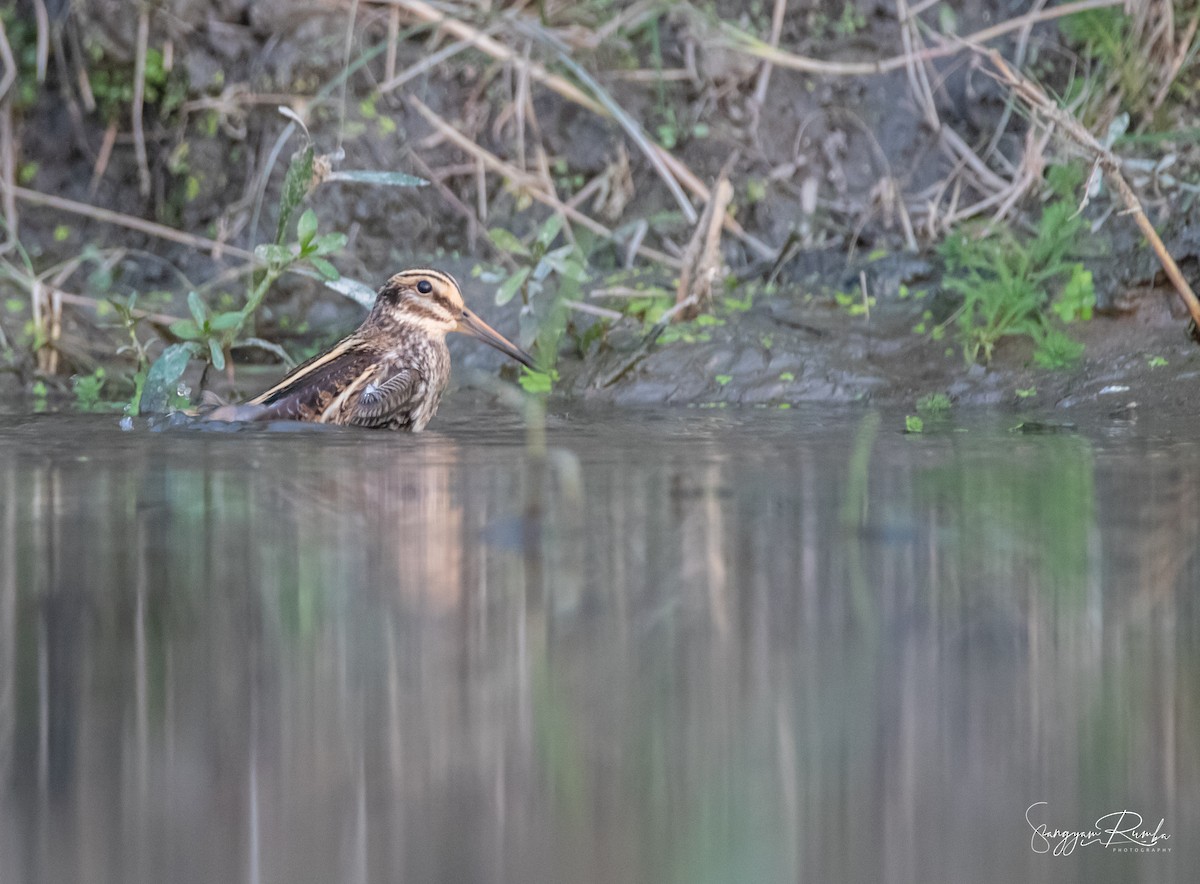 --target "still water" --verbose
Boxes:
[0,404,1196,883]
